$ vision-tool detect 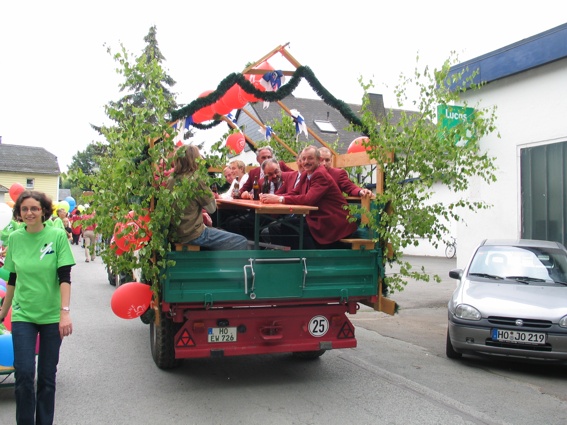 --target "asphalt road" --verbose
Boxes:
[1,248,567,424]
